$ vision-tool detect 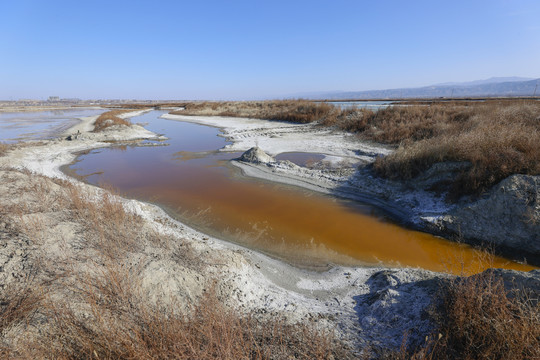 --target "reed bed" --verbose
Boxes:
[93,110,133,132]
[389,270,540,360]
